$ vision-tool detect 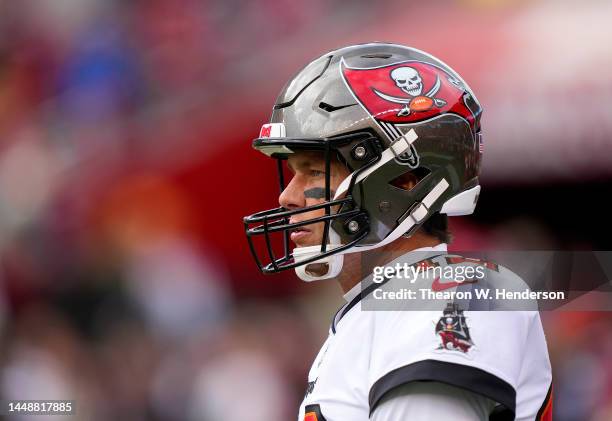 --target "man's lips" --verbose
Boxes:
[290,227,312,243]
